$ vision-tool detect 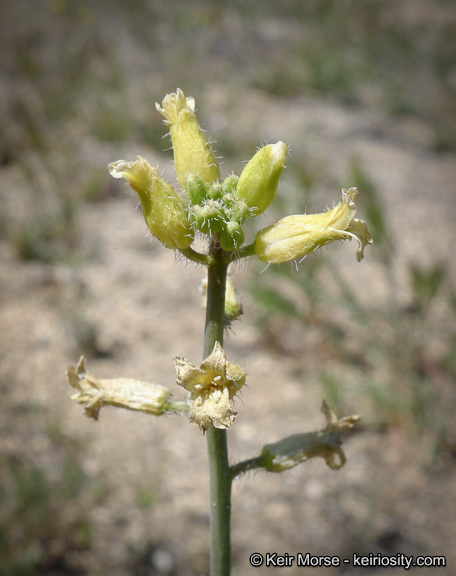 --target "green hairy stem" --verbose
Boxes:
[204,246,232,576]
